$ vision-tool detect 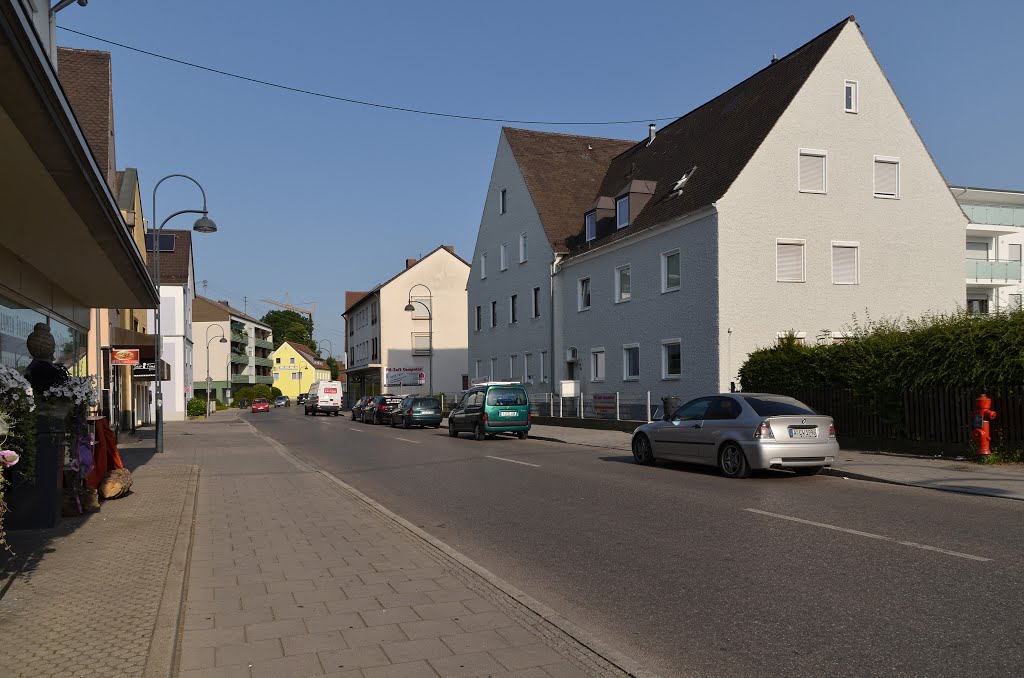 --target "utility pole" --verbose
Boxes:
[243,296,248,314]
[202,279,208,296]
